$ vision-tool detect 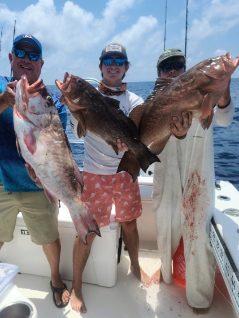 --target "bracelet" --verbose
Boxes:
[217,97,231,109]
